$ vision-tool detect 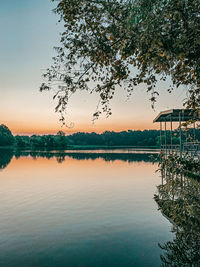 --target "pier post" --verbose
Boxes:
[160,121,162,151]
[179,112,182,159]
[170,115,173,153]
[165,119,167,155]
